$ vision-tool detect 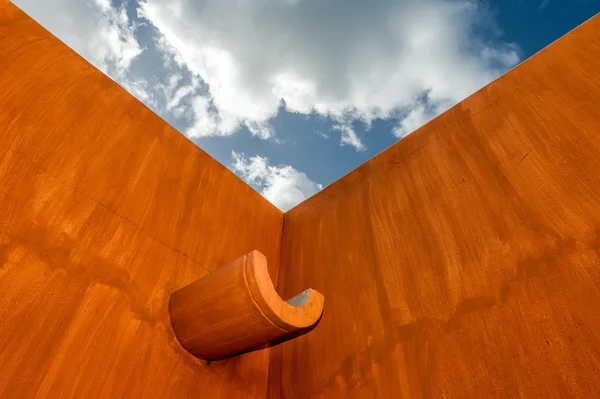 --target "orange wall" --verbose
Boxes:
[3,1,600,398]
[271,15,600,398]
[0,3,283,398]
